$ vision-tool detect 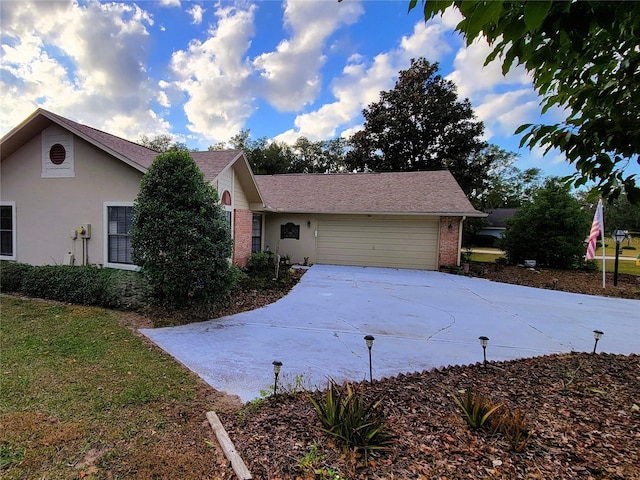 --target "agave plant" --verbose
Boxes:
[308,380,394,461]
[449,389,502,429]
